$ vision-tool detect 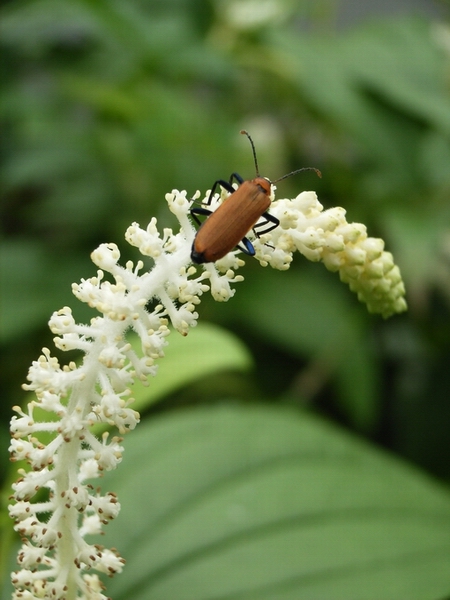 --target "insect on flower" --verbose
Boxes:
[190,130,321,264]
